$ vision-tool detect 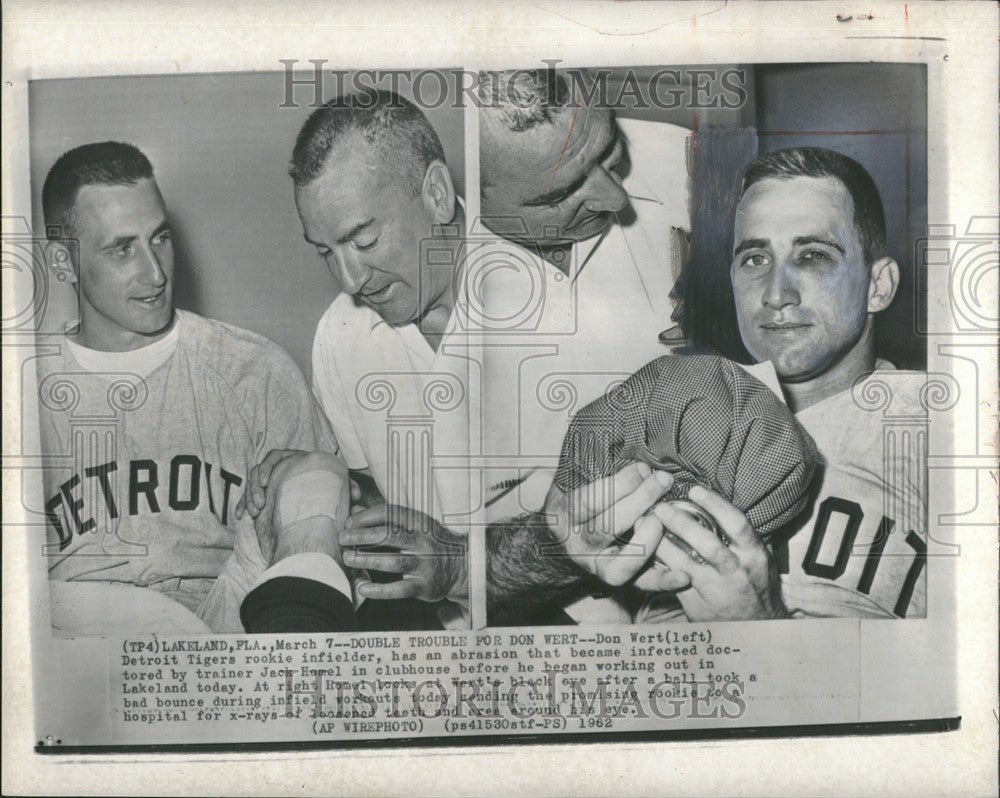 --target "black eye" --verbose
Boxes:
[355,237,379,252]
[800,249,832,263]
